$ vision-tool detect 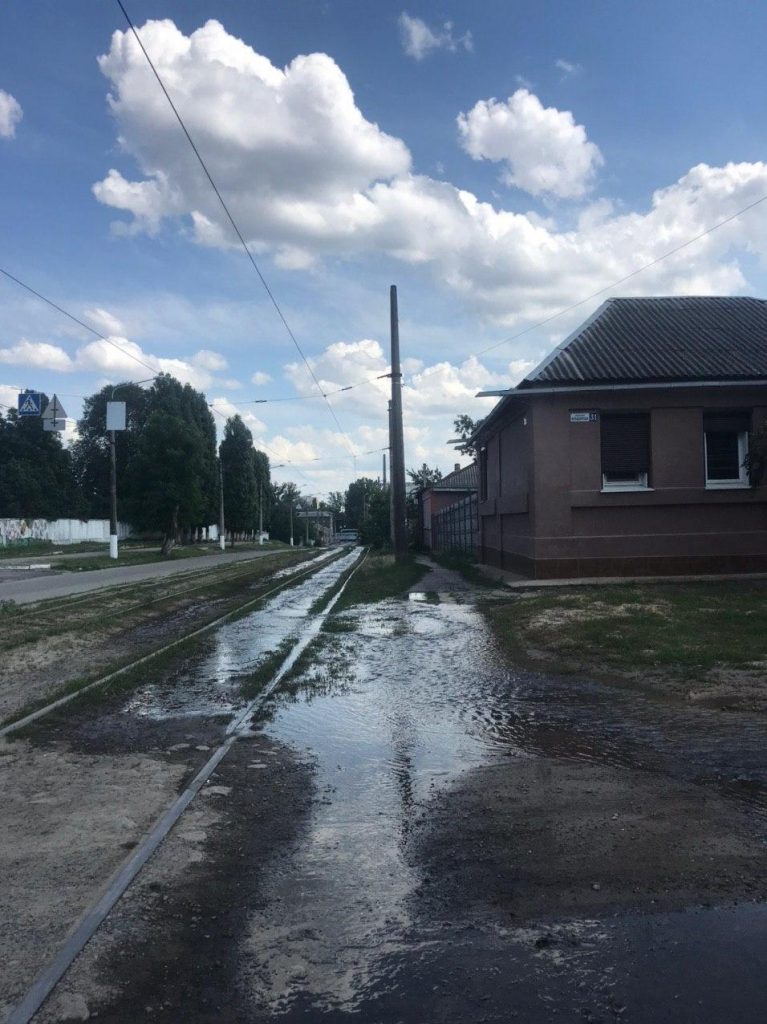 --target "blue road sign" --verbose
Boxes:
[17,391,42,416]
